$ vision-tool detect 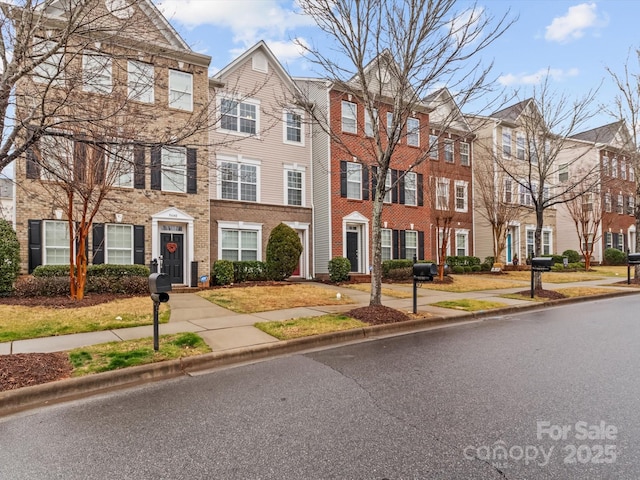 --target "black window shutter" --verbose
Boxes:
[28,220,42,273]
[371,166,378,199]
[92,223,105,264]
[134,145,146,189]
[150,146,162,190]
[400,230,406,259]
[134,225,145,265]
[340,160,347,197]
[362,164,369,200]
[399,170,406,204]
[392,169,398,203]
[74,141,86,184]
[392,229,400,259]
[417,173,424,206]
[418,231,425,260]
[187,148,197,194]
[26,146,40,179]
